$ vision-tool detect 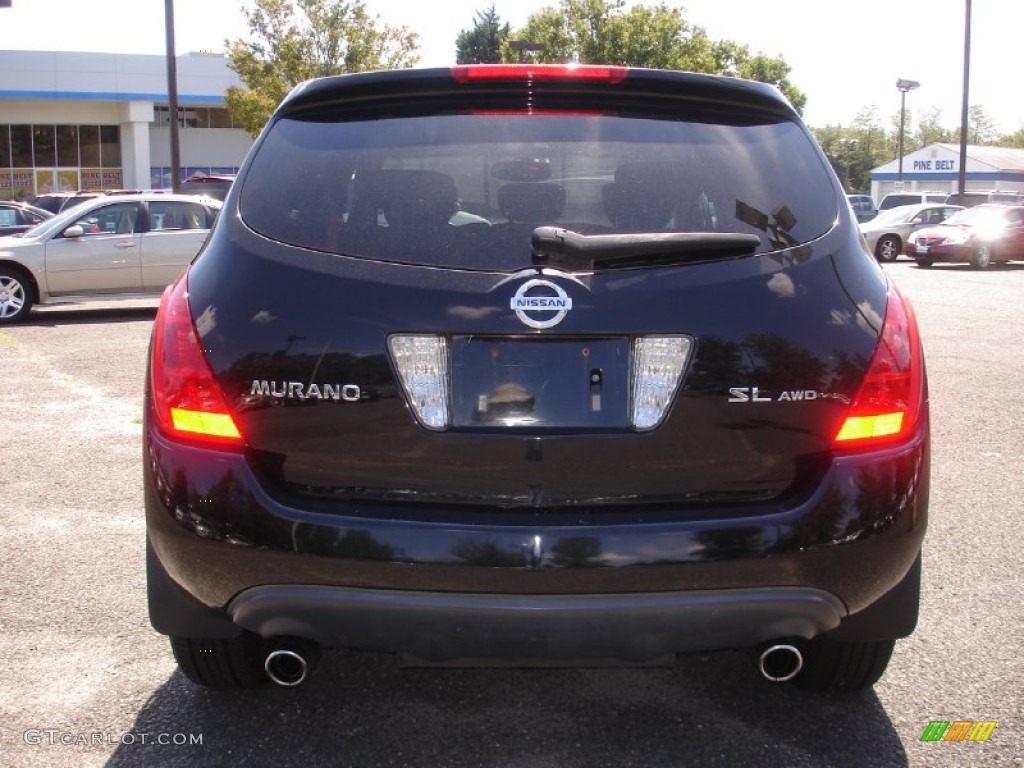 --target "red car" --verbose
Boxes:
[907,203,1024,268]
